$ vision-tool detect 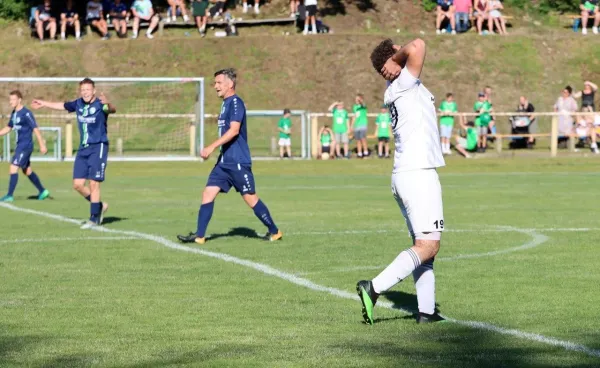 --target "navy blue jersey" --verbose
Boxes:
[217,95,251,165]
[62,6,77,17]
[64,98,110,147]
[37,5,53,21]
[110,2,128,15]
[8,107,38,149]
